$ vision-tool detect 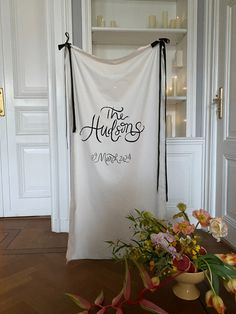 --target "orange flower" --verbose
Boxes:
[192,209,211,227]
[172,221,195,235]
